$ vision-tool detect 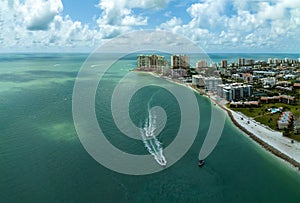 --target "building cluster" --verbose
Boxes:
[137,54,168,71]
[220,56,299,135]
[136,54,192,78]
[217,83,253,101]
[136,54,300,134]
